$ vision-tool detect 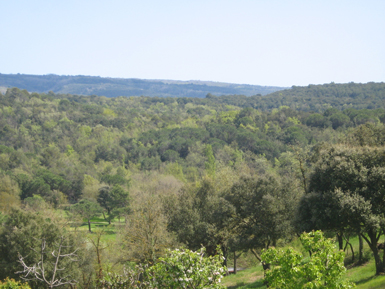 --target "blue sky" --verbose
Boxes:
[1,0,384,86]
